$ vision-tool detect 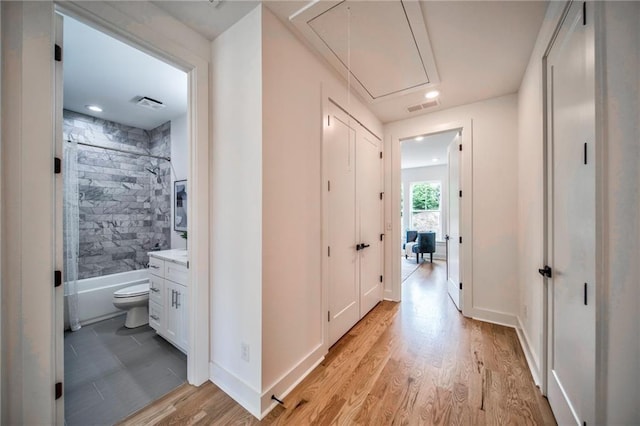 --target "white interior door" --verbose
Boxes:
[546,2,595,425]
[327,105,359,347]
[357,131,383,317]
[447,137,461,310]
